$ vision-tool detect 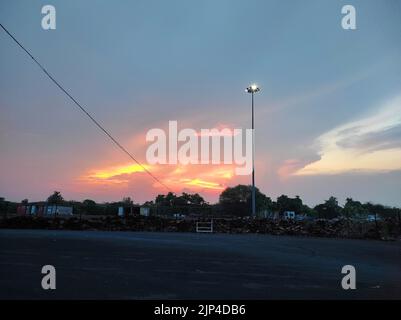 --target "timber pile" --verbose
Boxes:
[0,215,399,240]
[212,218,346,237]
